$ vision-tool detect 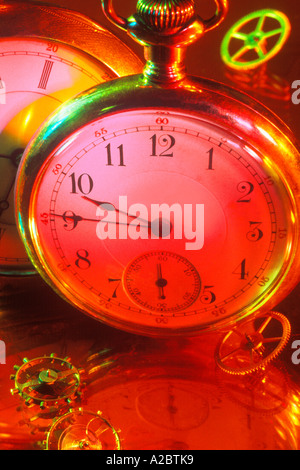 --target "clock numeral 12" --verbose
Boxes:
[150,134,175,157]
